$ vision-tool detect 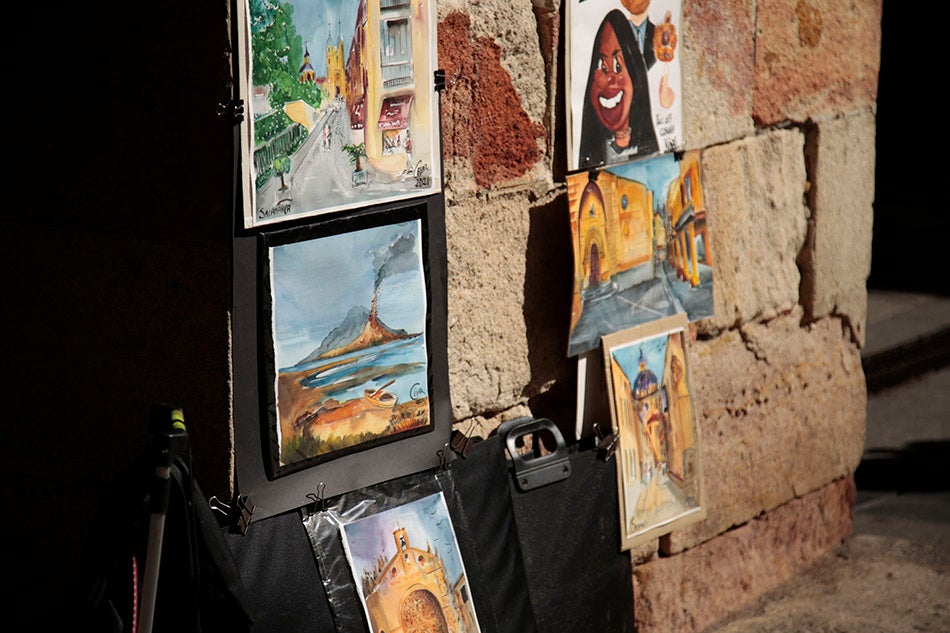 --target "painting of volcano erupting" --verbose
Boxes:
[268,217,430,471]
